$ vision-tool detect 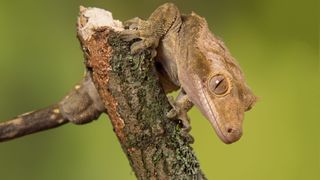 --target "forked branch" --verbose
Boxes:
[0,73,104,142]
[0,6,206,179]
